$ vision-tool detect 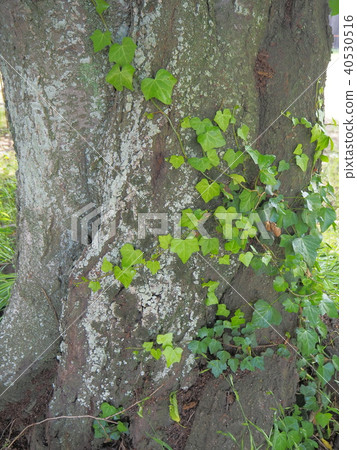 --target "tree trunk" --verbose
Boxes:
[0,1,331,448]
